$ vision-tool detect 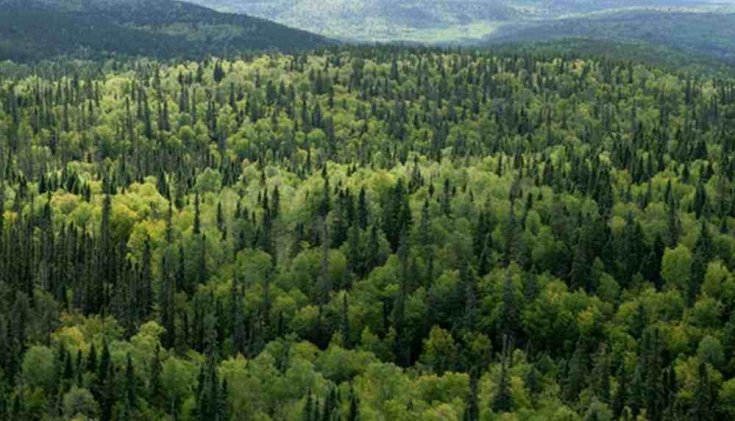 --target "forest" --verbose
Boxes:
[485,9,735,67]
[1,46,735,420]
[0,0,328,62]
